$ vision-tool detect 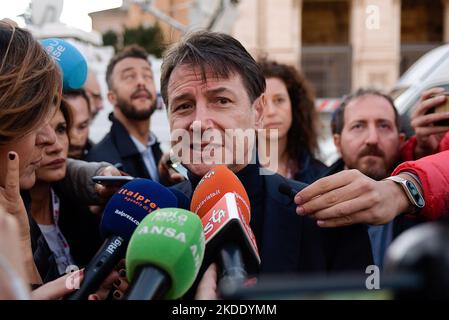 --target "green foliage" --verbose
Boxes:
[102,30,119,51]
[103,24,165,57]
